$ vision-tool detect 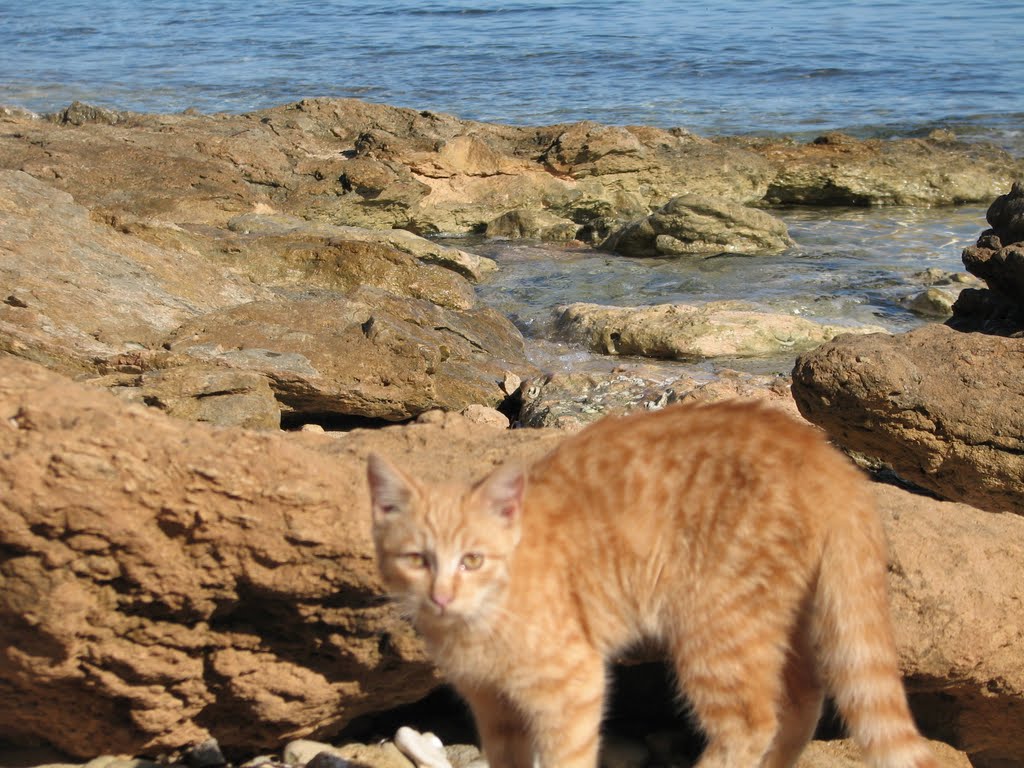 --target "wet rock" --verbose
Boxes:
[792,324,1024,513]
[903,287,957,318]
[164,286,534,421]
[517,369,798,430]
[554,301,886,361]
[756,132,1019,206]
[484,208,578,241]
[601,194,792,256]
[960,180,1024,308]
